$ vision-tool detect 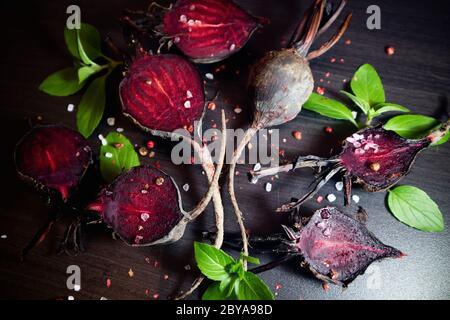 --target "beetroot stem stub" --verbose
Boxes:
[298,207,403,285]
[15,125,92,201]
[87,166,185,246]
[119,54,205,136]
